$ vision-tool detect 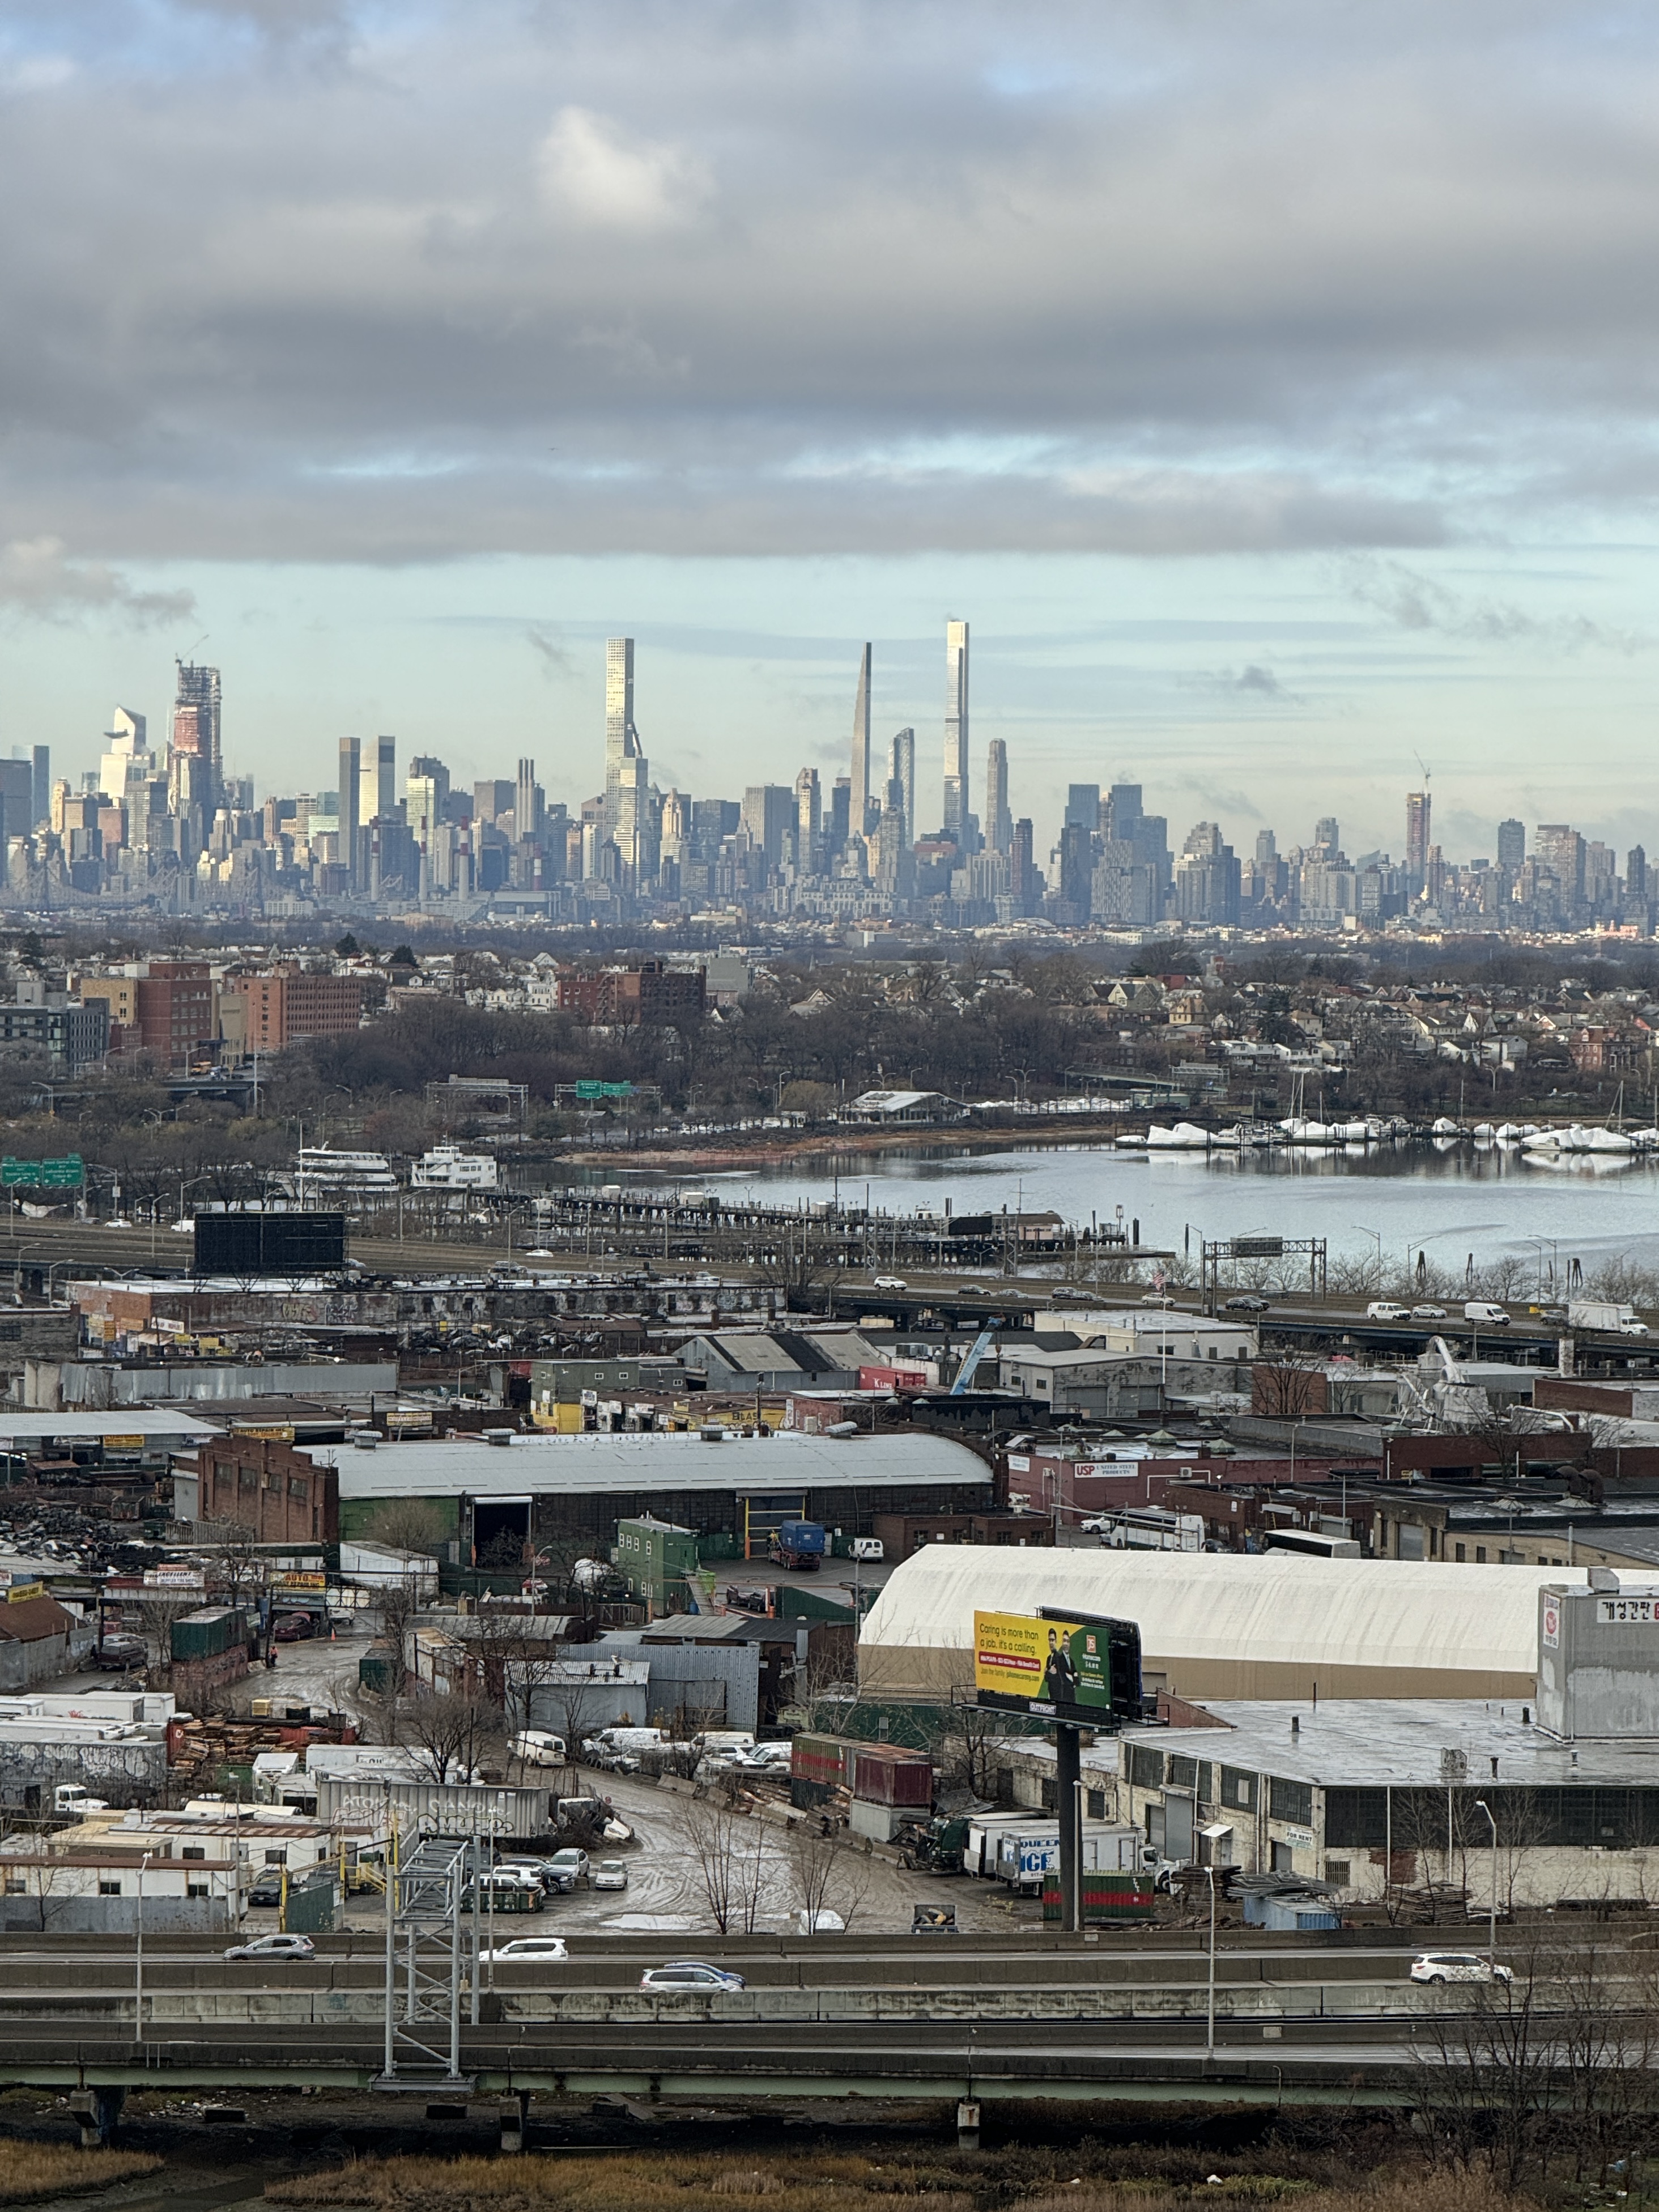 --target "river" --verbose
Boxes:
[589,1139,1659,1281]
